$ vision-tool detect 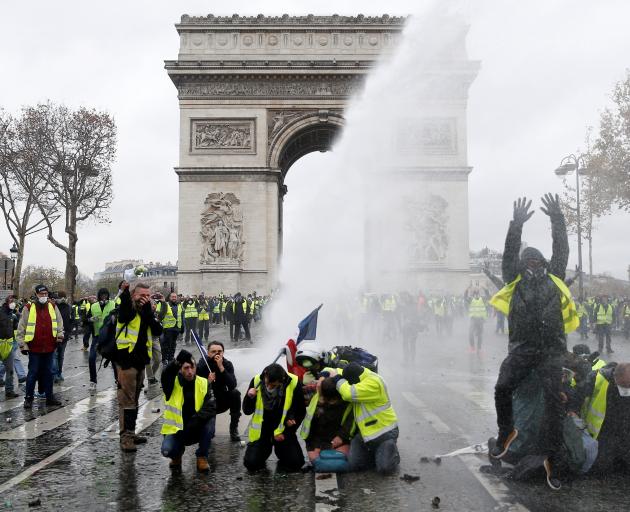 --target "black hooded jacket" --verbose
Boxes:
[502,212,569,356]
